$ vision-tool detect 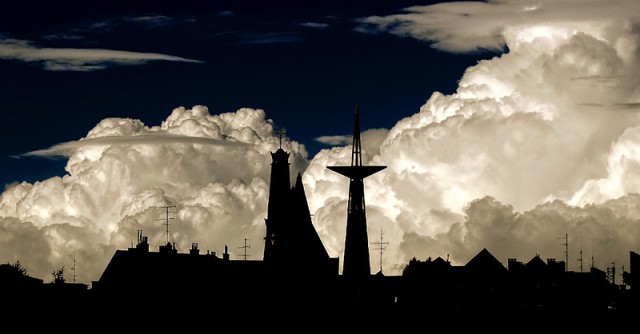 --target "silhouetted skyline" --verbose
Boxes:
[3,129,639,323]
[2,0,640,287]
